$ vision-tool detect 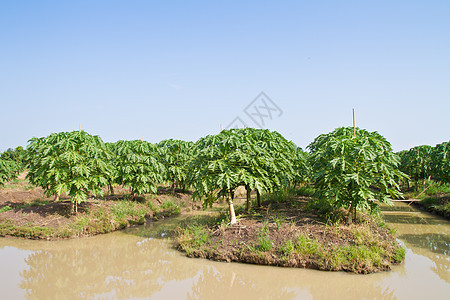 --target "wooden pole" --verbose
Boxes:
[79,124,81,133]
[352,108,356,136]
